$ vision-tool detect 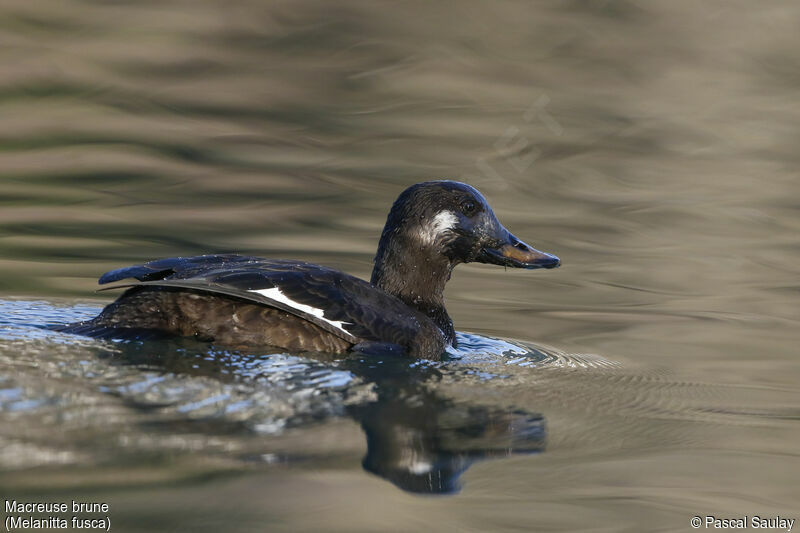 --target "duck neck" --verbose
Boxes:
[371,237,456,344]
